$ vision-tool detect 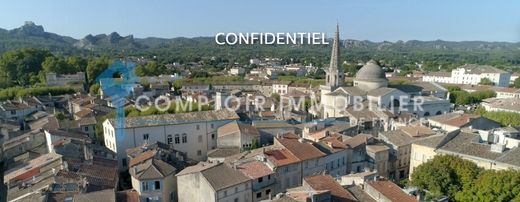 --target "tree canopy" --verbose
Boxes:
[410,155,520,202]
[410,155,482,200]
[514,77,520,88]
